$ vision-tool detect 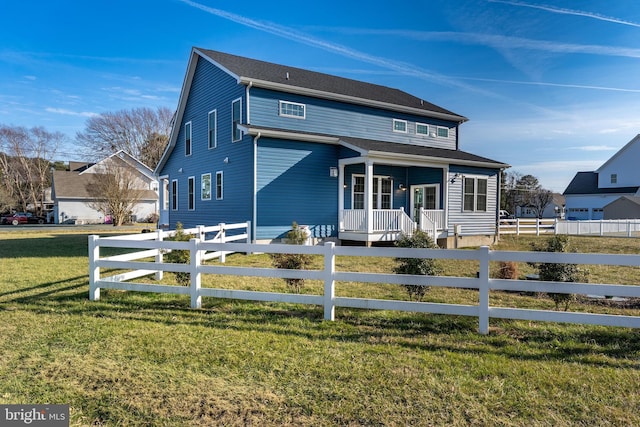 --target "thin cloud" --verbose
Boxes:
[458,76,640,93]
[176,0,491,94]
[488,0,640,28]
[45,107,97,117]
[570,145,618,152]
